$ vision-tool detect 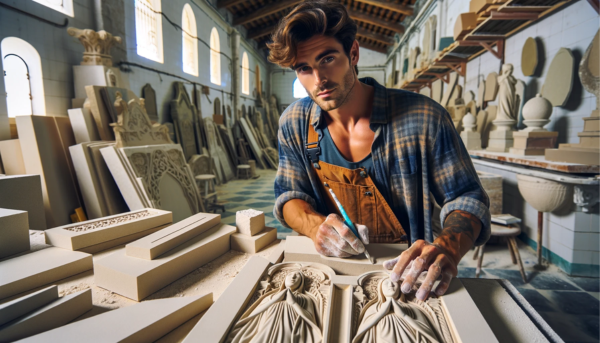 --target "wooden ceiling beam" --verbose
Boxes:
[356,27,394,45]
[348,9,405,33]
[353,0,414,16]
[247,24,277,40]
[217,0,246,9]
[233,0,302,26]
[358,40,388,54]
